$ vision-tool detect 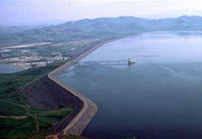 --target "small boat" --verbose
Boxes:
[128,58,136,65]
